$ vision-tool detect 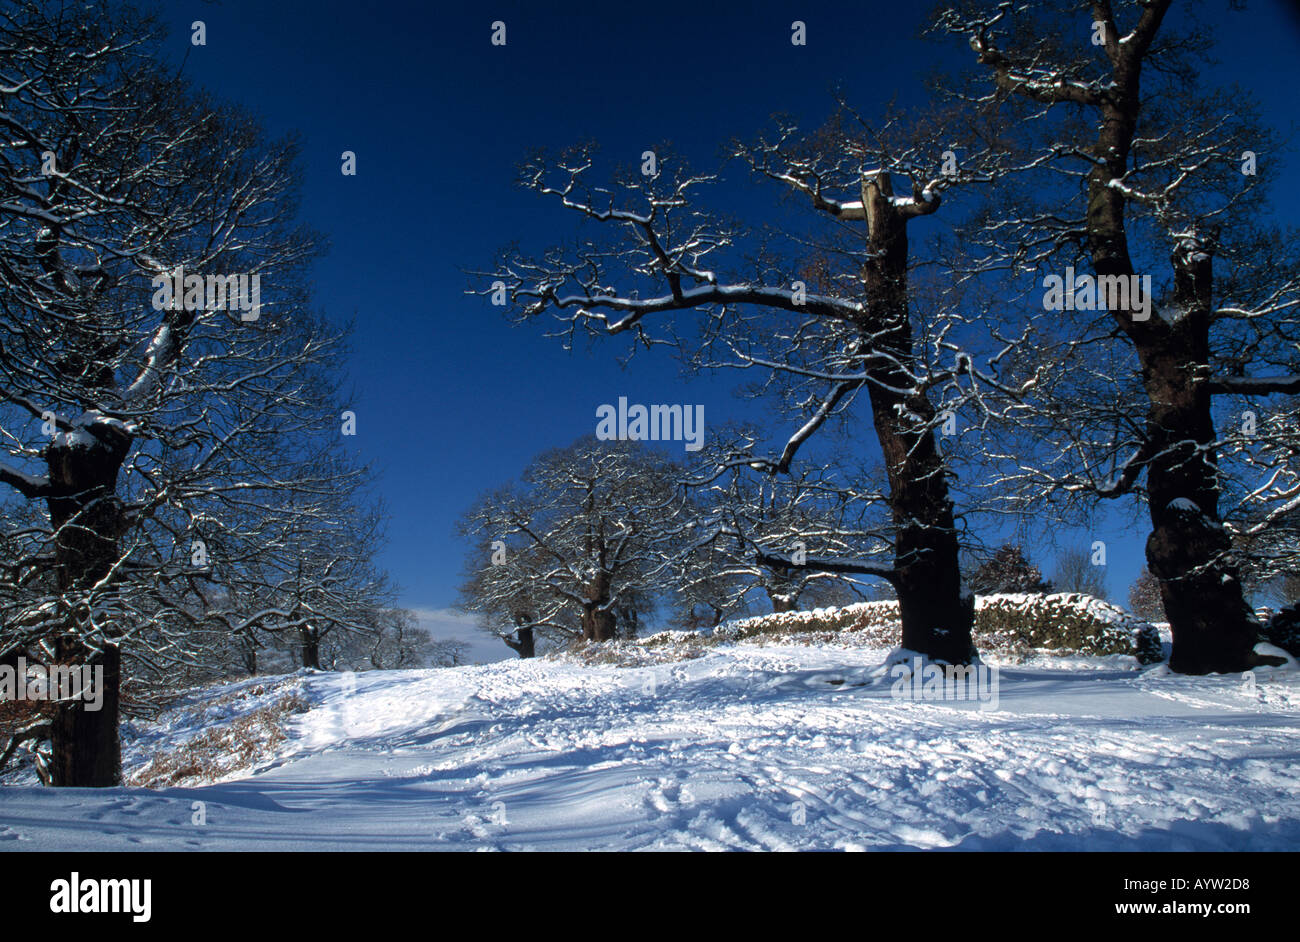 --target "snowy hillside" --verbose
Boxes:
[3,634,1299,851]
